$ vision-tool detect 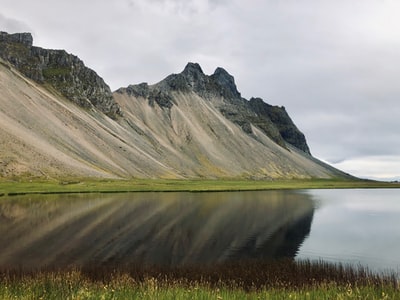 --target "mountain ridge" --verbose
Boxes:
[0,31,121,119]
[118,62,310,154]
[0,31,350,179]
